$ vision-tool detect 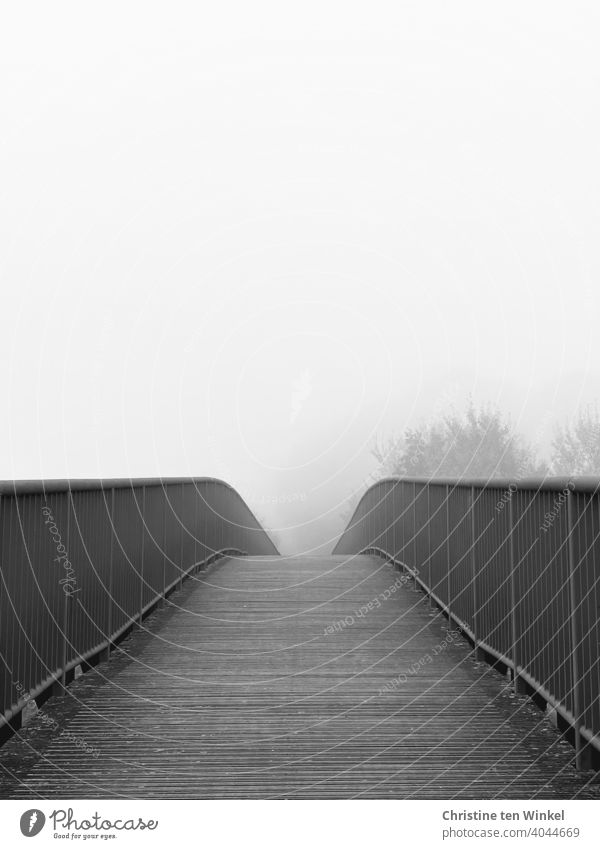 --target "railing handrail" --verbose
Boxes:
[0,477,277,545]
[0,476,241,496]
[352,474,600,492]
[336,475,600,552]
